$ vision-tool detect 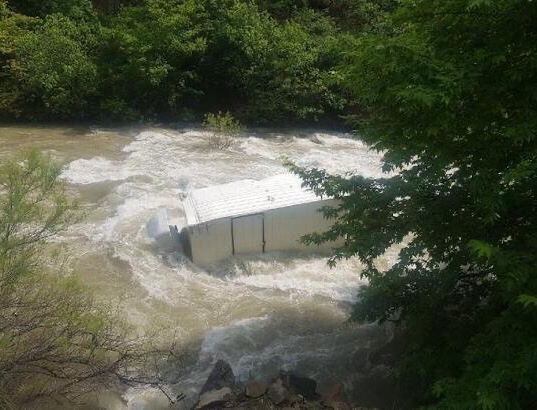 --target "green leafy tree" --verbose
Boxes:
[97,0,206,119]
[0,0,389,123]
[0,151,172,408]
[199,0,353,122]
[255,0,395,33]
[1,13,98,119]
[242,9,353,122]
[293,0,537,408]
[196,0,277,115]
[0,3,35,118]
[17,15,97,118]
[317,0,395,33]
[6,0,95,20]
